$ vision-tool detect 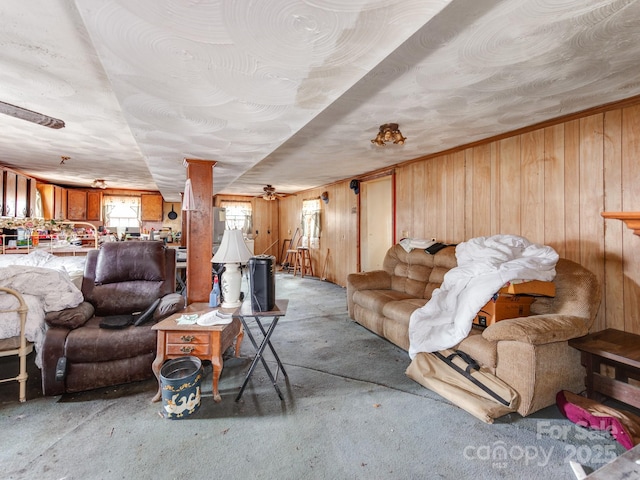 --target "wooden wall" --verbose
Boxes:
[279,98,640,335]
[214,194,279,258]
[278,184,358,286]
